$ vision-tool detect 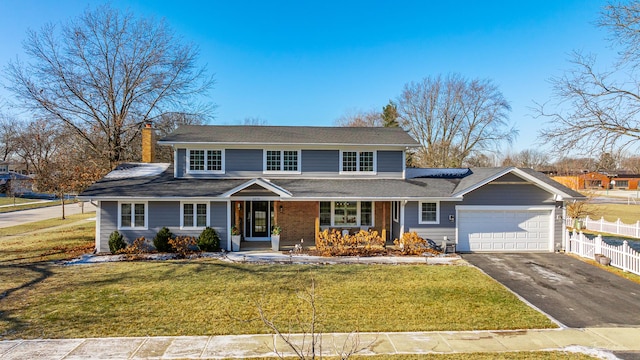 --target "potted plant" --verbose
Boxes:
[231,225,241,252]
[271,225,281,251]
